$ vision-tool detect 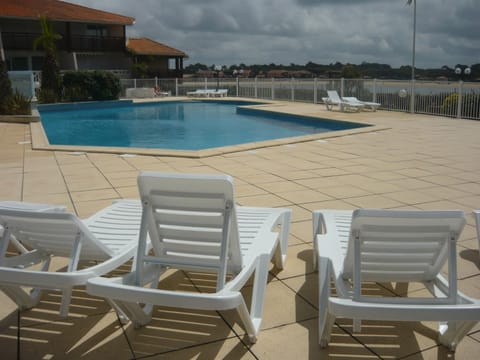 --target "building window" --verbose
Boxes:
[10,57,29,71]
[86,25,107,37]
[32,56,44,71]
